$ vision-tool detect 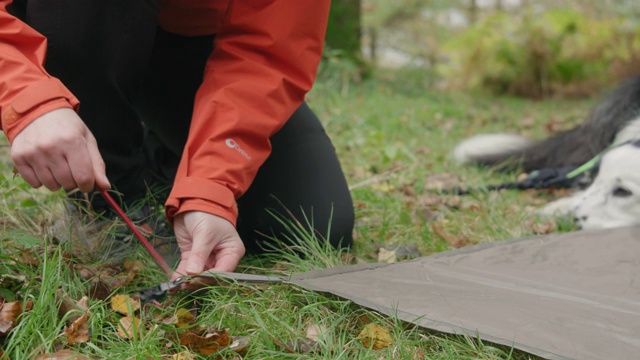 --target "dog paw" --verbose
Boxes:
[539,196,576,217]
